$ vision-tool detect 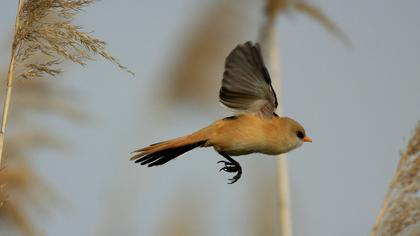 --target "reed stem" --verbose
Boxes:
[0,0,24,166]
[259,15,293,236]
